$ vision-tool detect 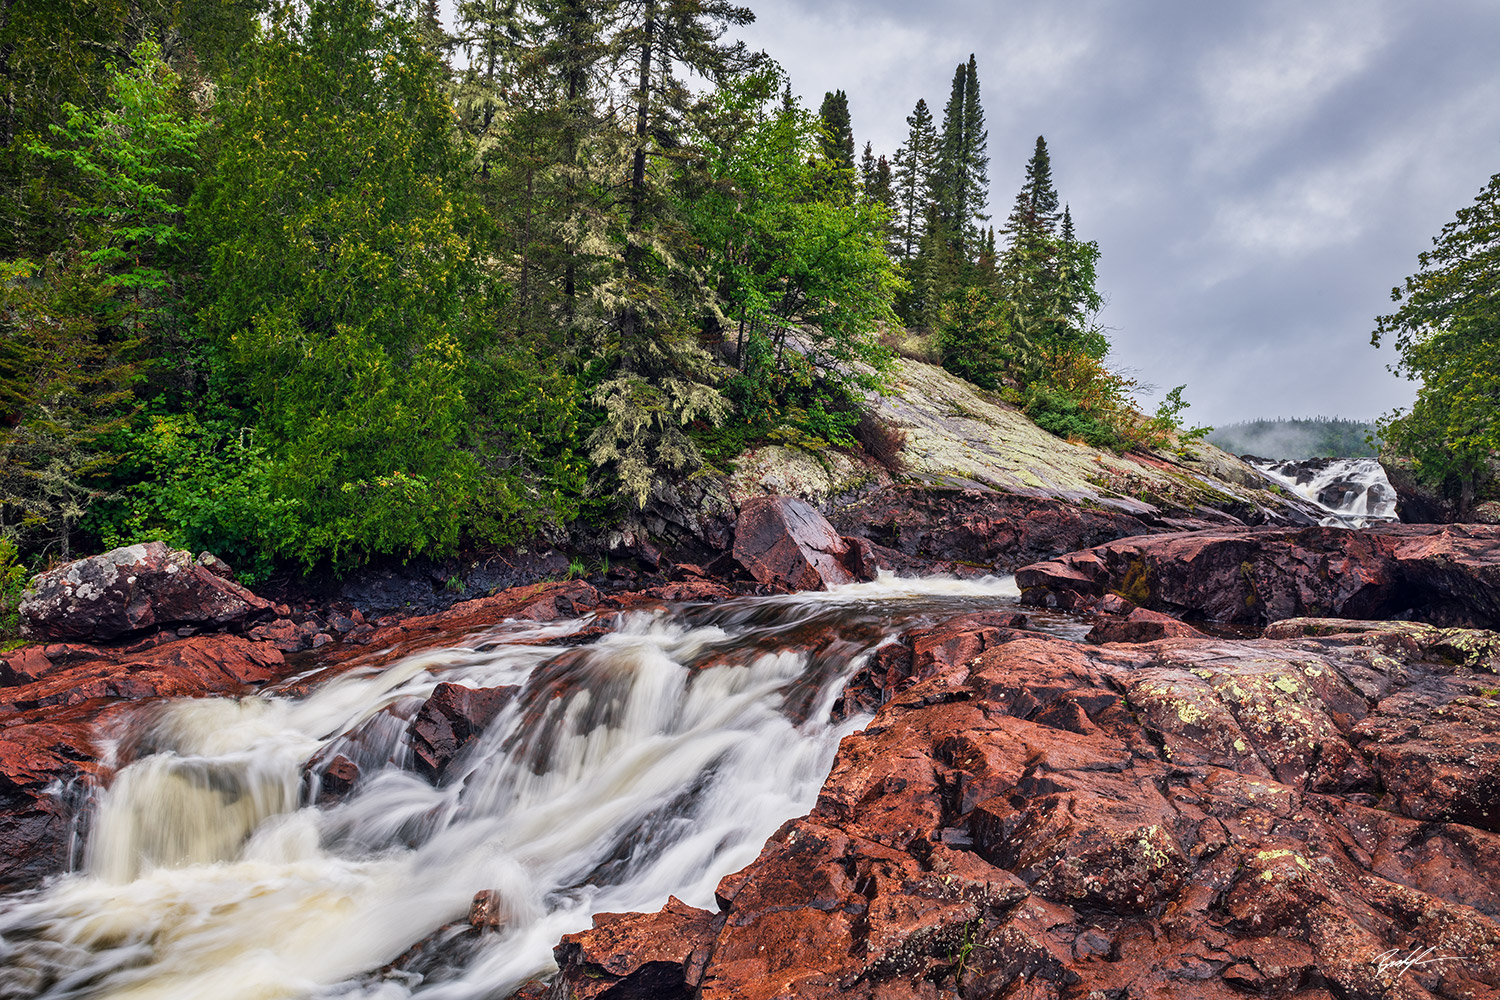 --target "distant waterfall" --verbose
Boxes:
[1248,457,1399,526]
